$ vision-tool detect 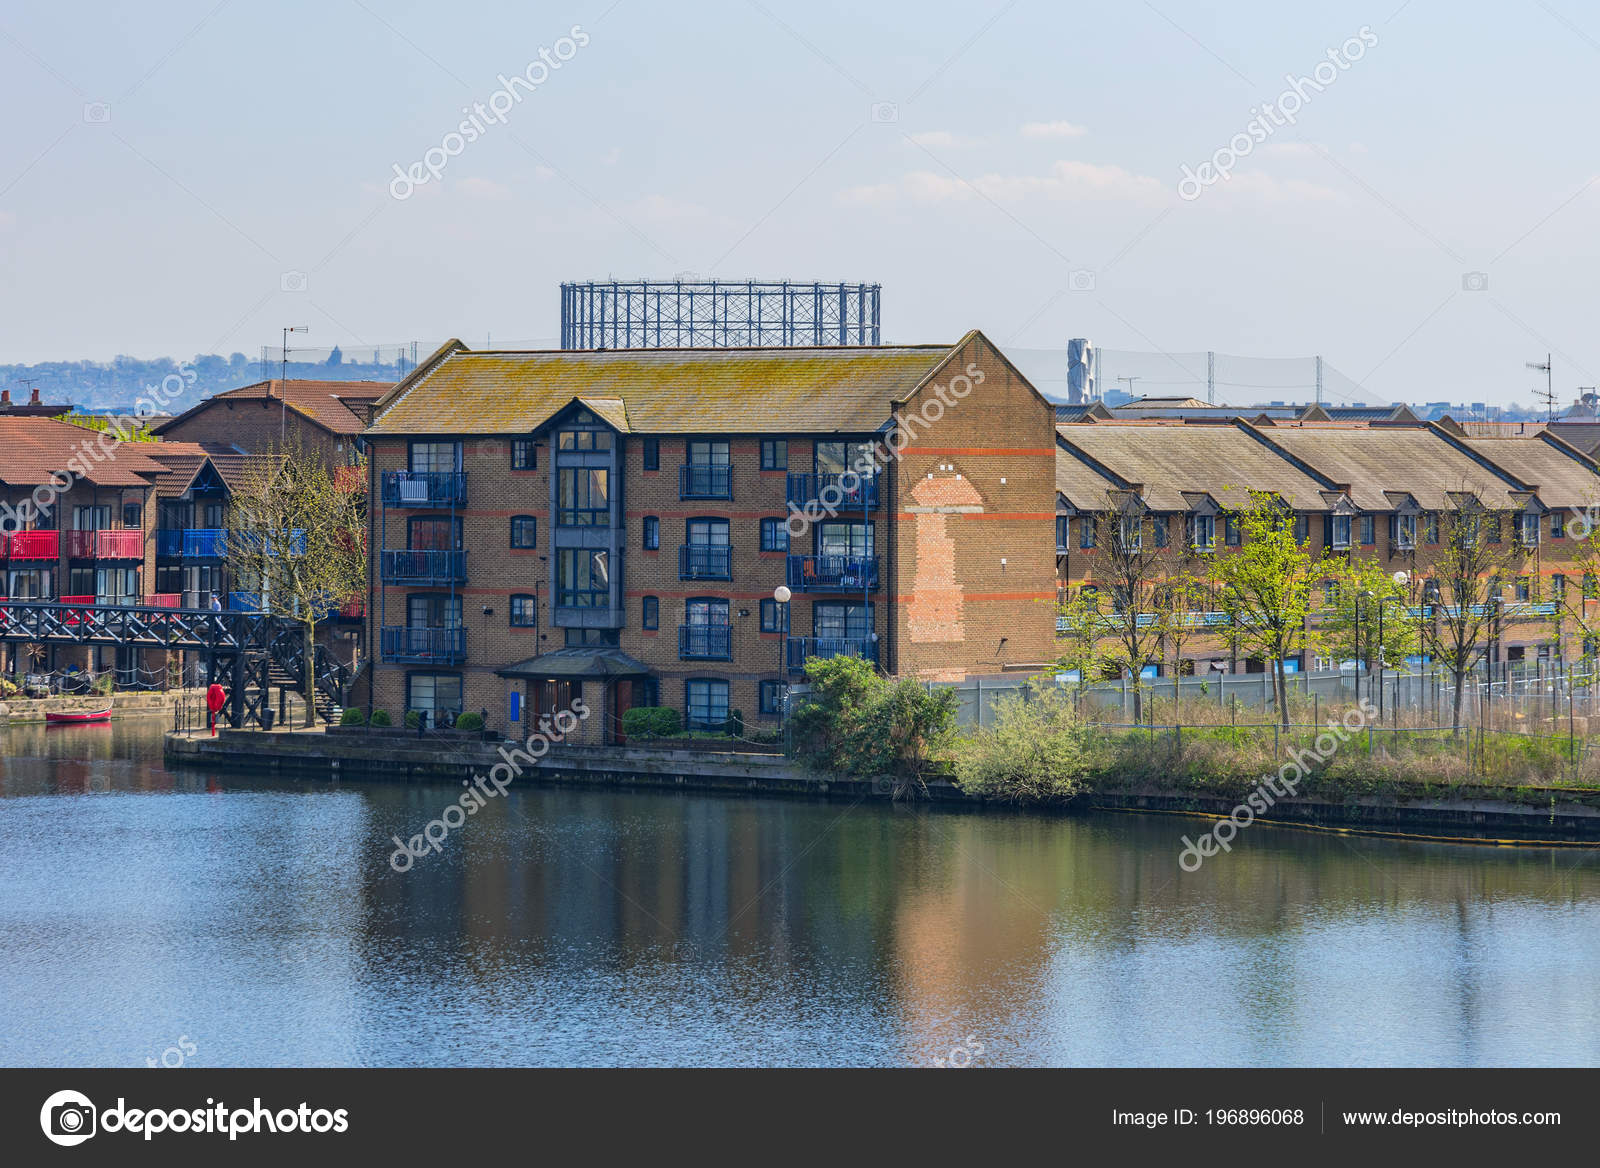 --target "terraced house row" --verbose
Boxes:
[1053,415,1600,675]
[358,332,1059,741]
